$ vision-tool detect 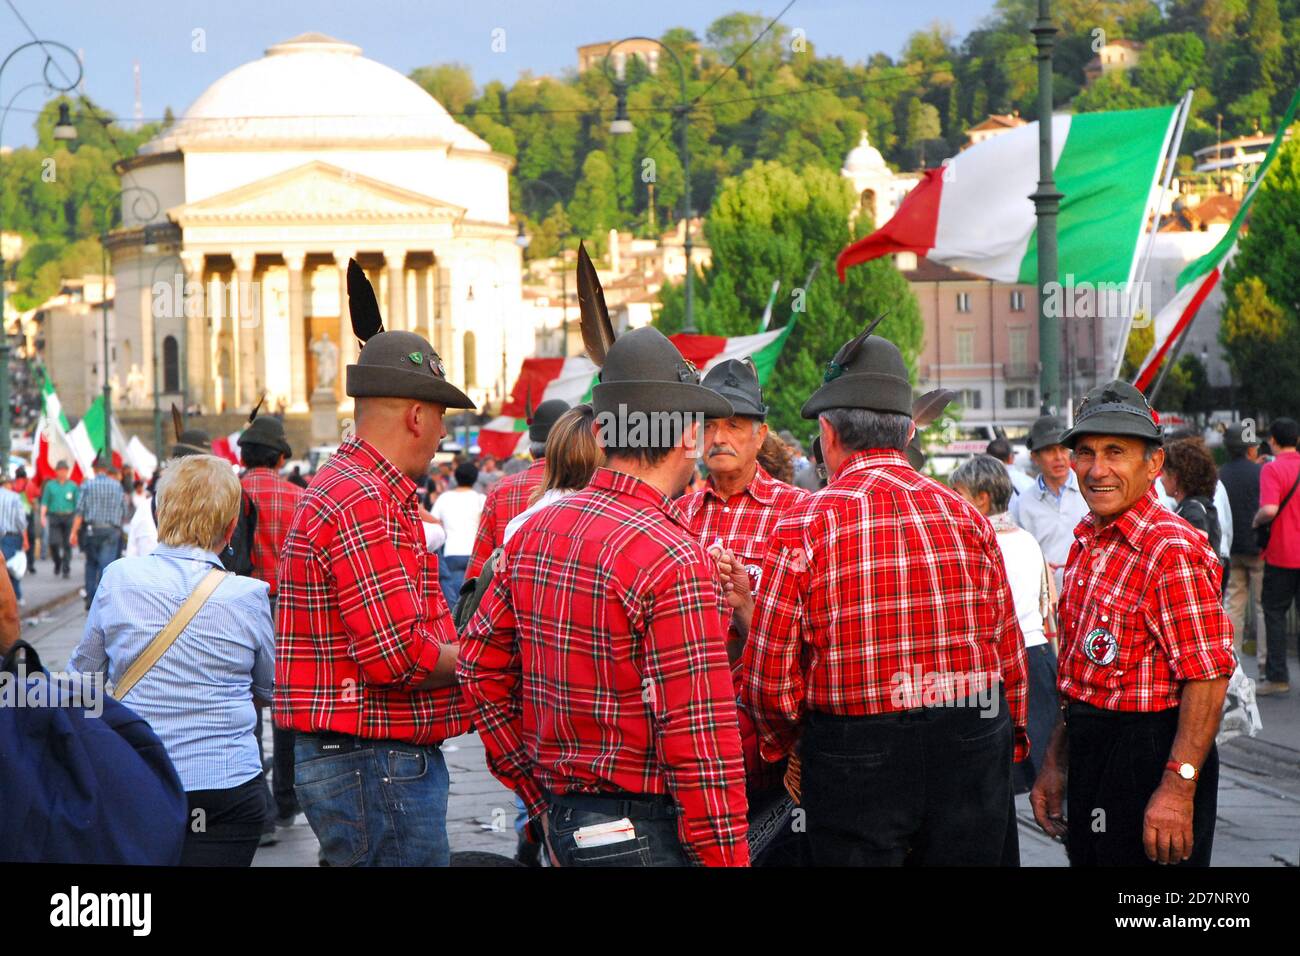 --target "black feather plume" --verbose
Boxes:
[830,310,889,370]
[577,242,615,368]
[171,403,184,443]
[912,388,956,428]
[247,392,265,426]
[347,259,384,345]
